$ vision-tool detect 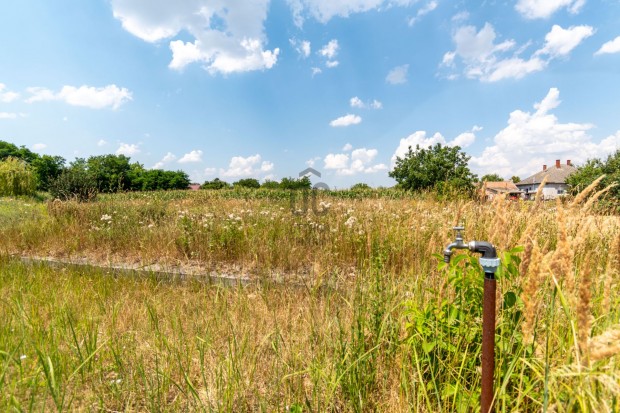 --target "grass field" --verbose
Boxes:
[1,187,620,411]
